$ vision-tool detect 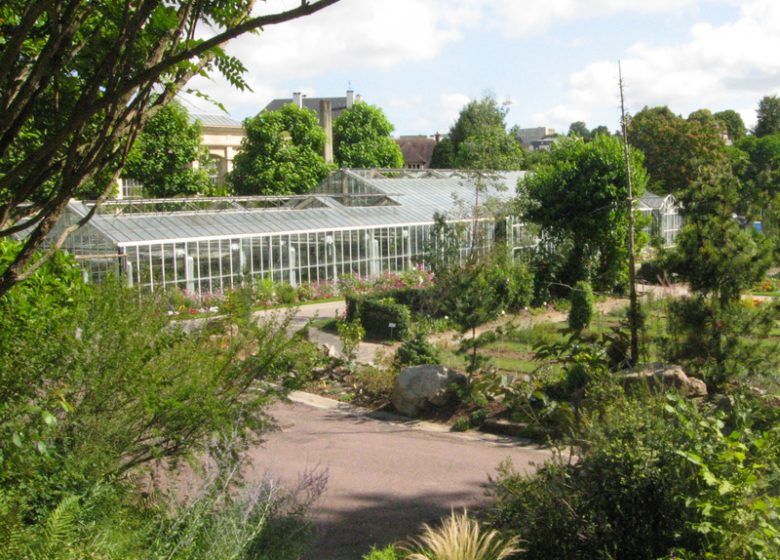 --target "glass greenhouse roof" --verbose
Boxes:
[69,169,525,247]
